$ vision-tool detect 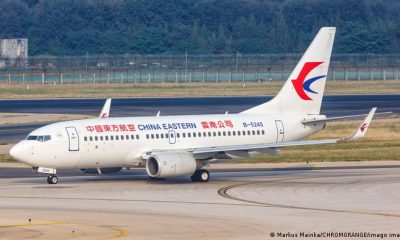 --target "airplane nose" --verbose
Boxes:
[9,142,31,165]
[9,143,22,161]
